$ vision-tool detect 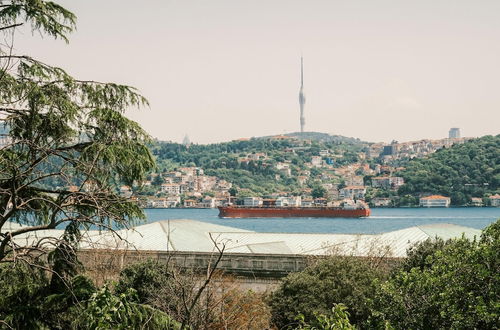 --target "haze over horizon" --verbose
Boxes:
[15,0,500,144]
